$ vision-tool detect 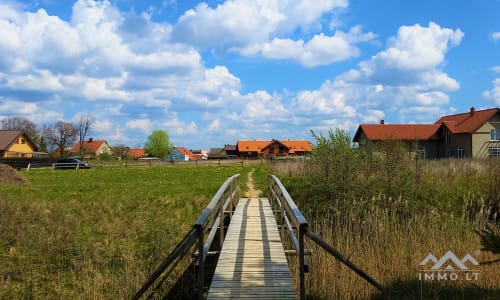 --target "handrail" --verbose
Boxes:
[268,175,386,300]
[133,174,240,300]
